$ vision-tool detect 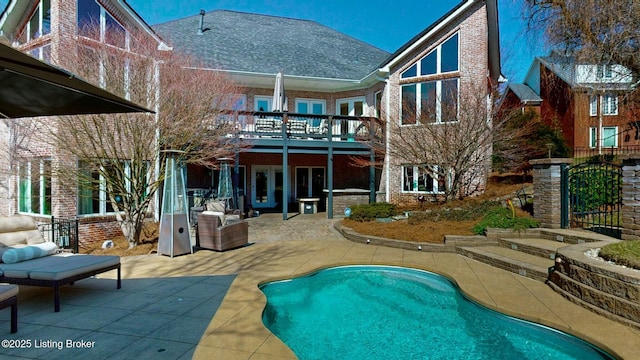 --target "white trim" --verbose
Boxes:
[380,0,474,72]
